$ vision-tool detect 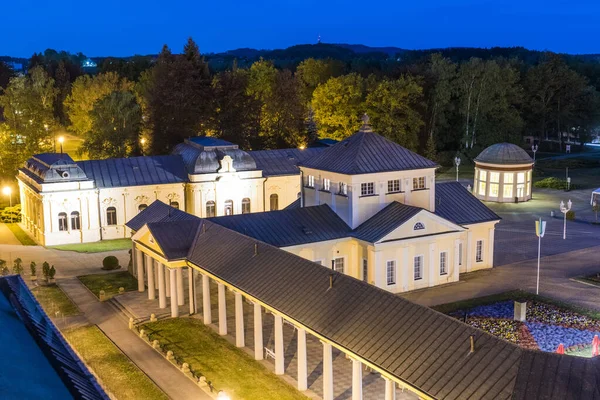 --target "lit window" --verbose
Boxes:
[387,179,401,193]
[106,207,117,226]
[225,200,234,215]
[58,212,67,231]
[322,178,330,191]
[386,261,396,285]
[338,182,347,195]
[490,172,500,183]
[458,243,463,266]
[503,185,513,198]
[476,240,484,262]
[478,181,487,196]
[517,173,525,184]
[413,222,425,230]
[490,183,499,197]
[70,211,81,230]
[170,201,179,209]
[413,177,426,190]
[206,201,215,217]
[479,170,487,181]
[504,173,514,184]
[333,257,344,274]
[307,175,315,188]
[242,198,251,214]
[414,256,423,280]
[270,194,278,211]
[362,259,368,282]
[440,252,447,275]
[138,204,147,213]
[360,182,374,196]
